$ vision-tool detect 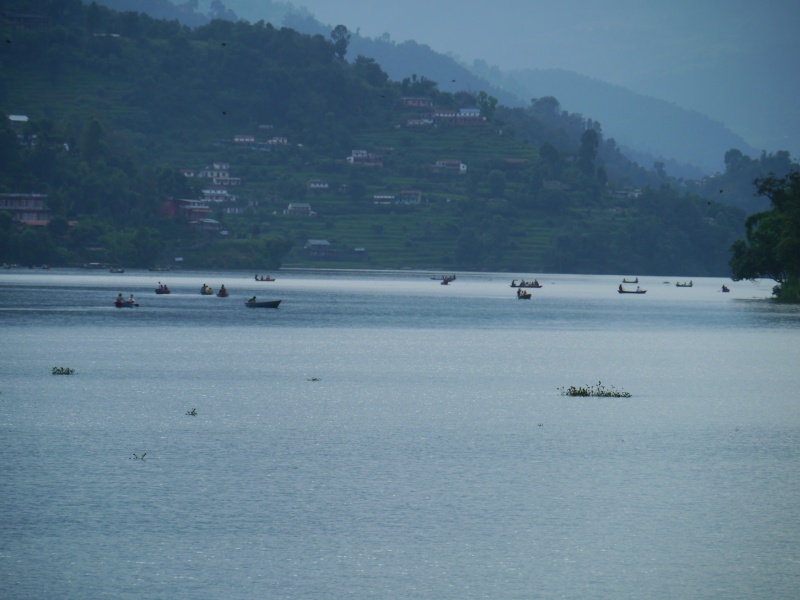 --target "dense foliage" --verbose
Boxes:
[0,0,749,274]
[729,172,800,301]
